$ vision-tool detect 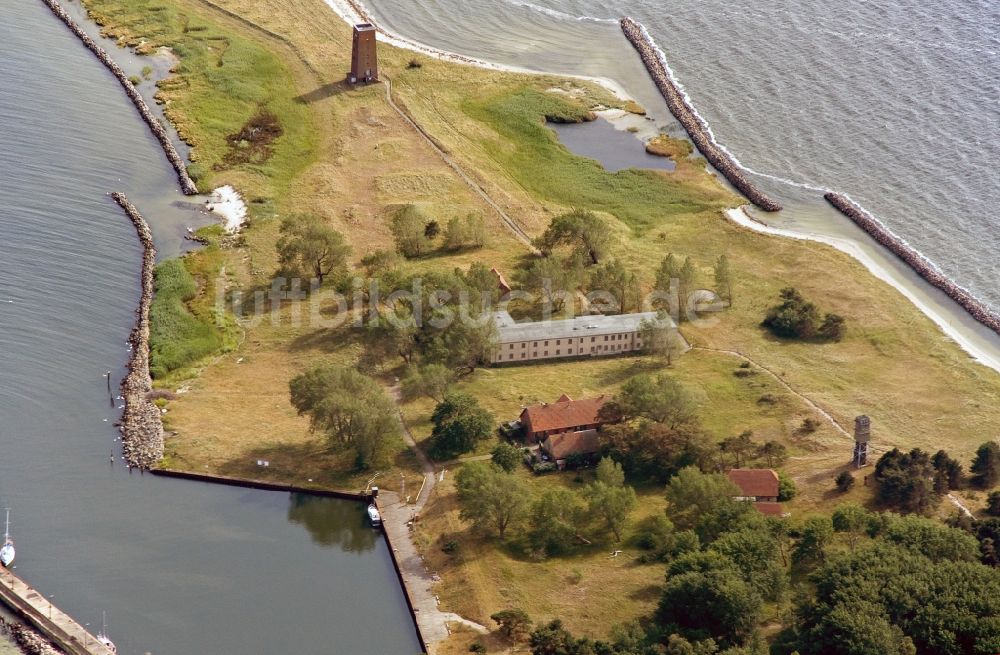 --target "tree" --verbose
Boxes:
[831,503,870,551]
[874,447,940,514]
[665,467,753,543]
[816,313,846,342]
[657,552,763,648]
[792,516,833,568]
[761,287,819,339]
[390,204,435,257]
[535,208,613,265]
[987,491,1000,517]
[455,462,529,539]
[400,363,454,402]
[718,431,756,469]
[879,513,980,562]
[678,257,697,320]
[596,458,626,487]
[518,254,585,313]
[613,374,698,429]
[276,213,351,285]
[288,366,400,469]
[795,542,1000,655]
[711,527,785,601]
[359,248,401,278]
[971,440,1000,488]
[530,487,586,555]
[439,318,498,376]
[834,470,855,493]
[778,472,797,501]
[443,213,487,251]
[588,259,639,313]
[759,441,788,468]
[429,393,495,459]
[585,462,637,542]
[638,315,685,365]
[932,449,965,490]
[713,254,733,305]
[600,420,712,484]
[491,608,533,647]
[492,442,522,473]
